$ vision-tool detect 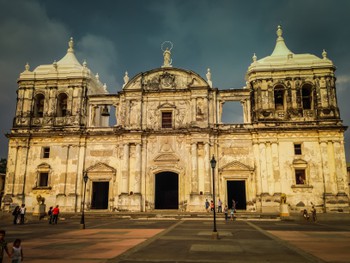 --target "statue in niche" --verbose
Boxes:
[176,108,185,126]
